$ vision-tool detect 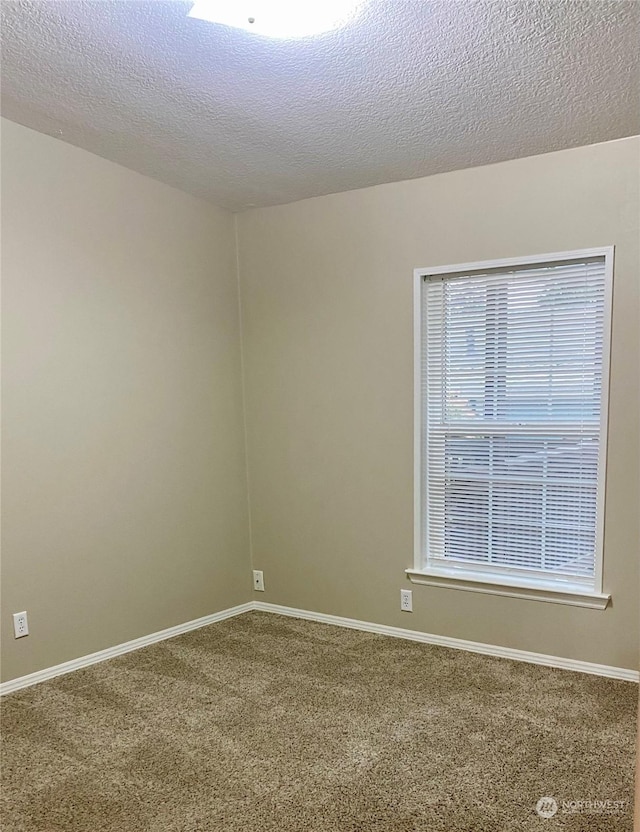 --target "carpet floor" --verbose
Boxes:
[1,611,636,831]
